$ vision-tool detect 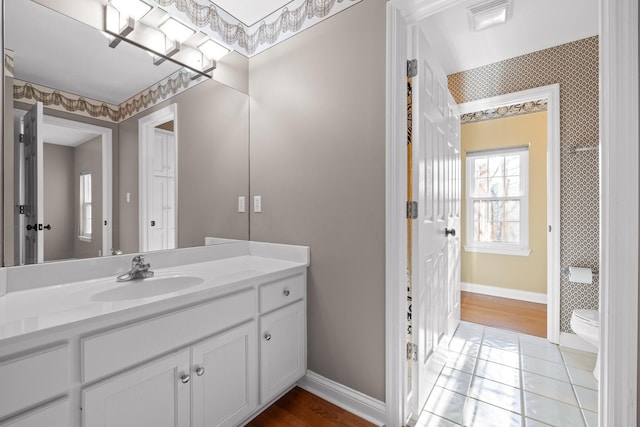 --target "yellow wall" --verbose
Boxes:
[461,112,547,293]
